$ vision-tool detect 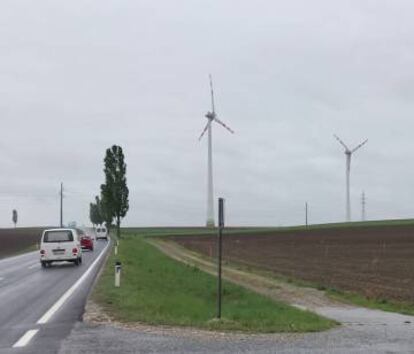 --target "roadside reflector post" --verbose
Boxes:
[115,261,122,287]
[114,242,118,255]
[217,197,225,319]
